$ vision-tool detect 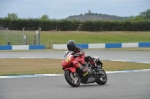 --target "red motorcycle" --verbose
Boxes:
[61,51,107,87]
